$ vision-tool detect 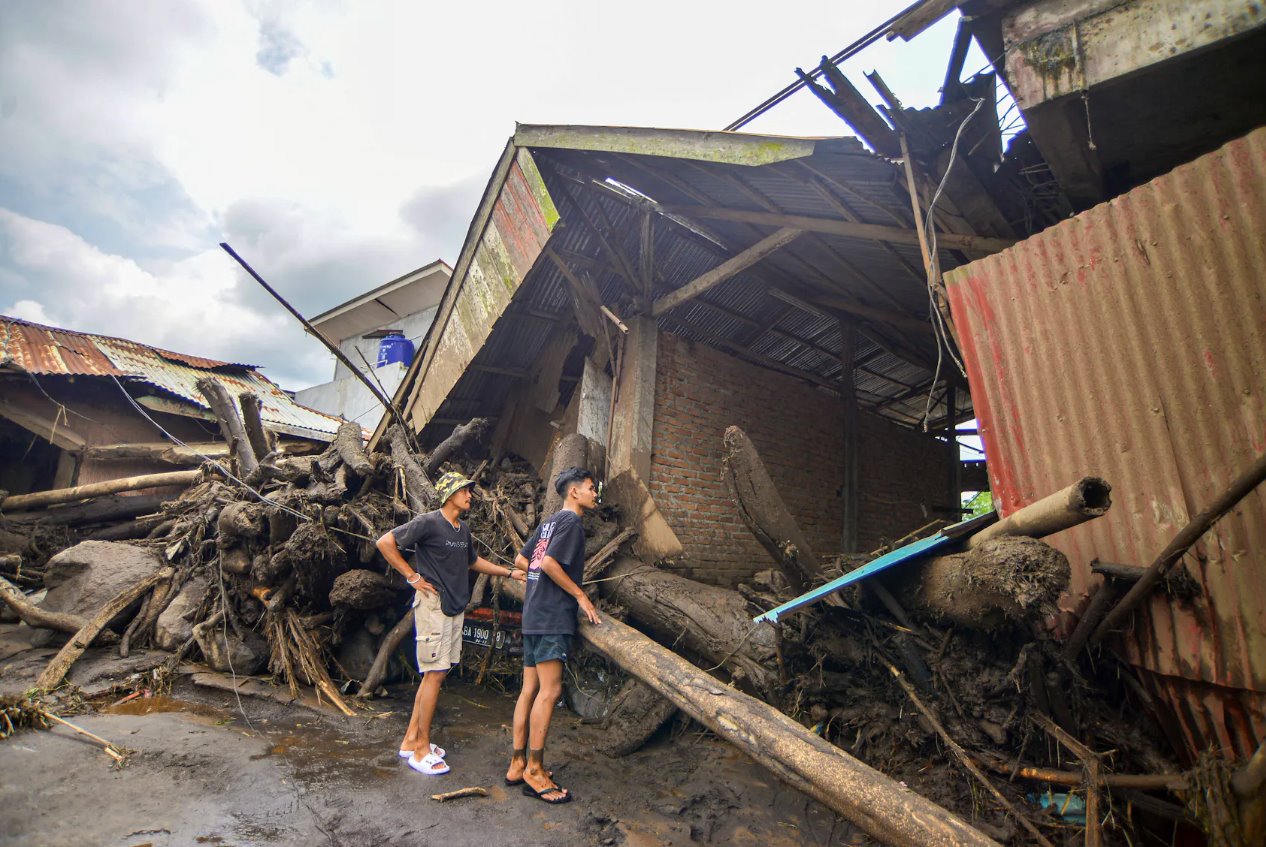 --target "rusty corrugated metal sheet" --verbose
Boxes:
[945,127,1266,762]
[0,317,125,376]
[1,315,343,440]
